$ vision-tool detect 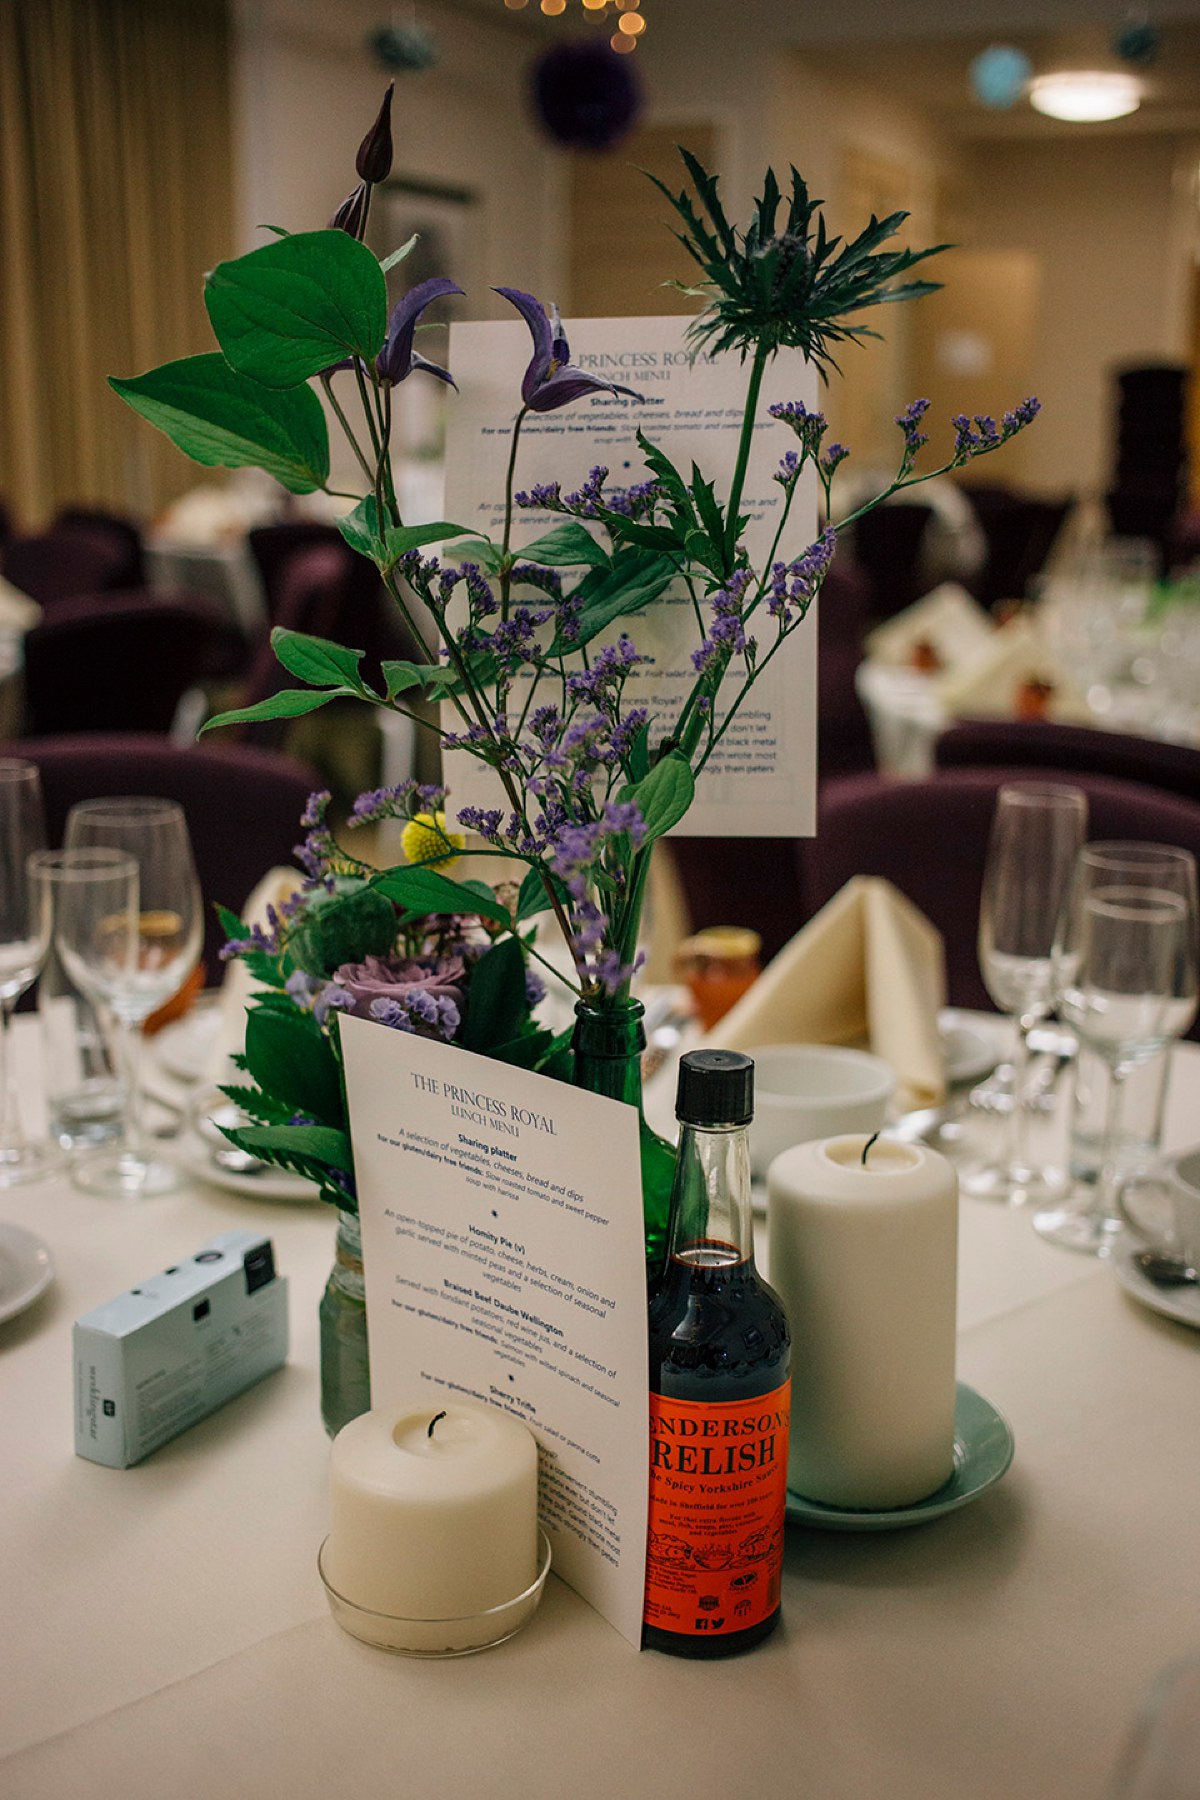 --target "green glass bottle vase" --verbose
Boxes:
[319,1209,371,1437]
[570,998,677,1283]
